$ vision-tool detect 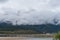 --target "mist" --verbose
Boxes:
[0,0,60,25]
